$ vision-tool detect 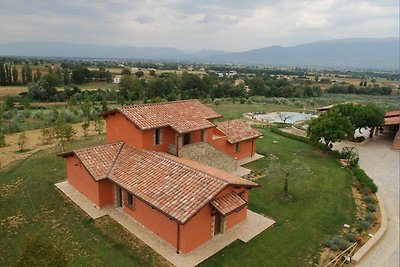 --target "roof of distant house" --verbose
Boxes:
[385,110,400,118]
[101,99,222,134]
[216,120,262,144]
[60,142,257,224]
